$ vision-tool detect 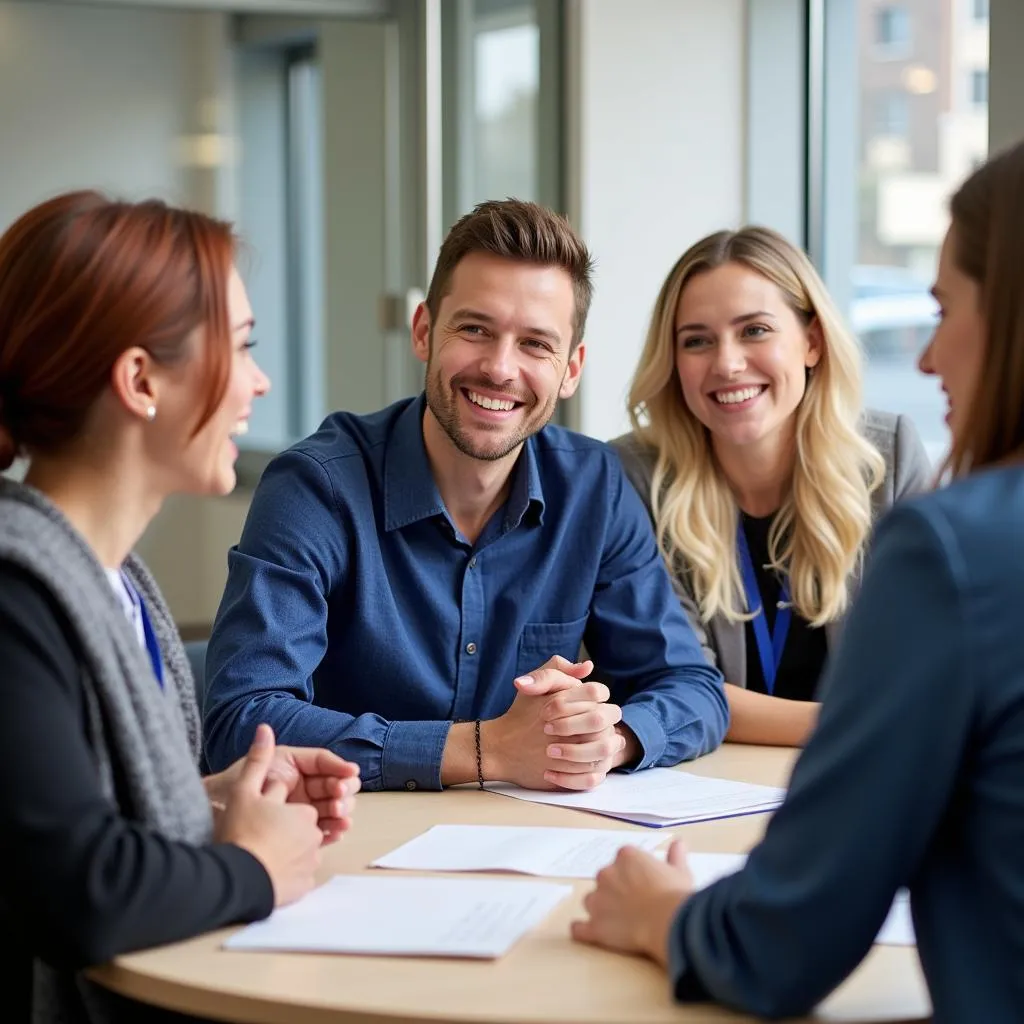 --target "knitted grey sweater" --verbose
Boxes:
[0,480,213,1023]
